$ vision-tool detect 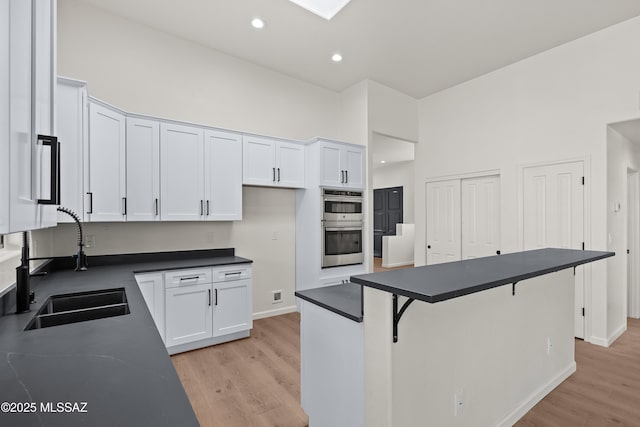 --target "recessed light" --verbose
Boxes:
[380,160,386,164]
[251,18,264,29]
[331,53,343,63]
